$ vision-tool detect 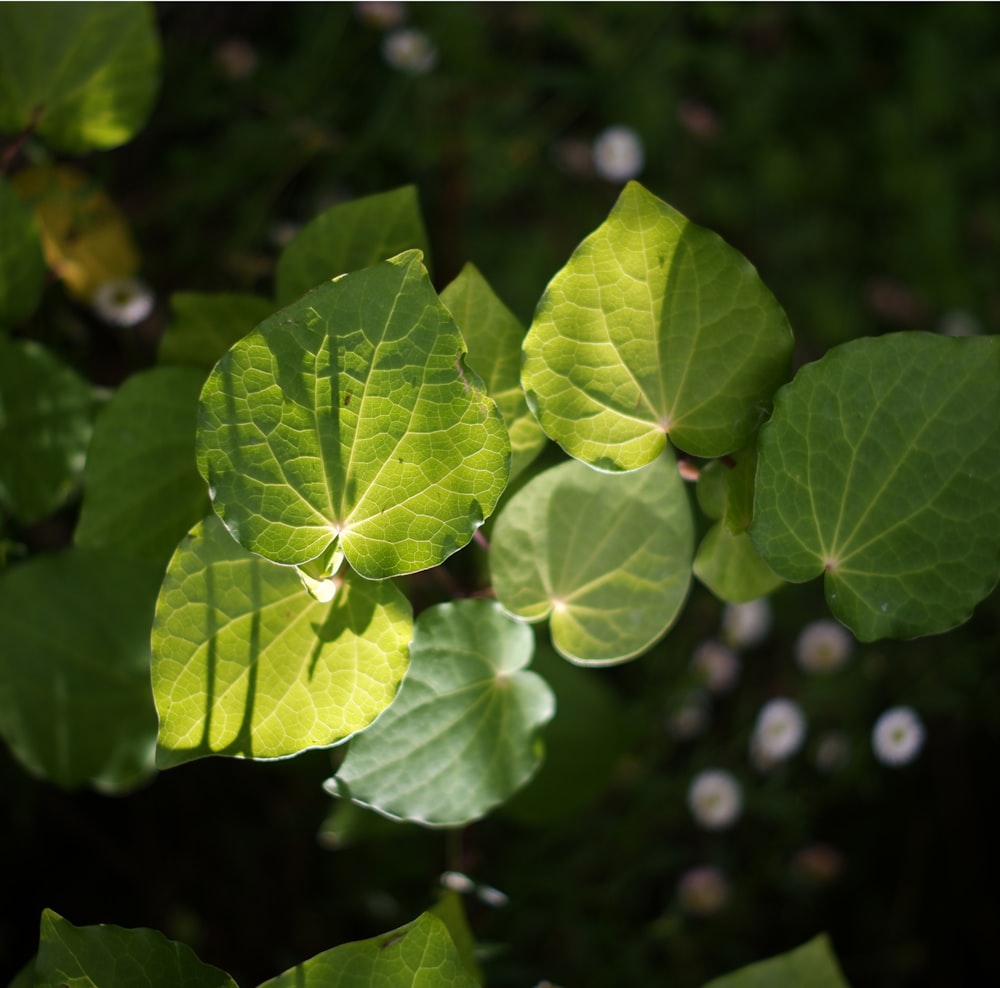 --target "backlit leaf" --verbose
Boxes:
[522,181,793,470]
[198,250,510,578]
[703,934,850,988]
